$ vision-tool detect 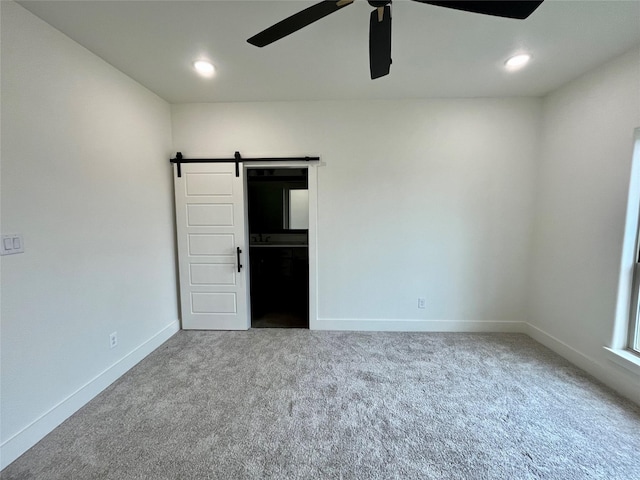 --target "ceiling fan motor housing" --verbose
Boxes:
[368,0,391,7]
